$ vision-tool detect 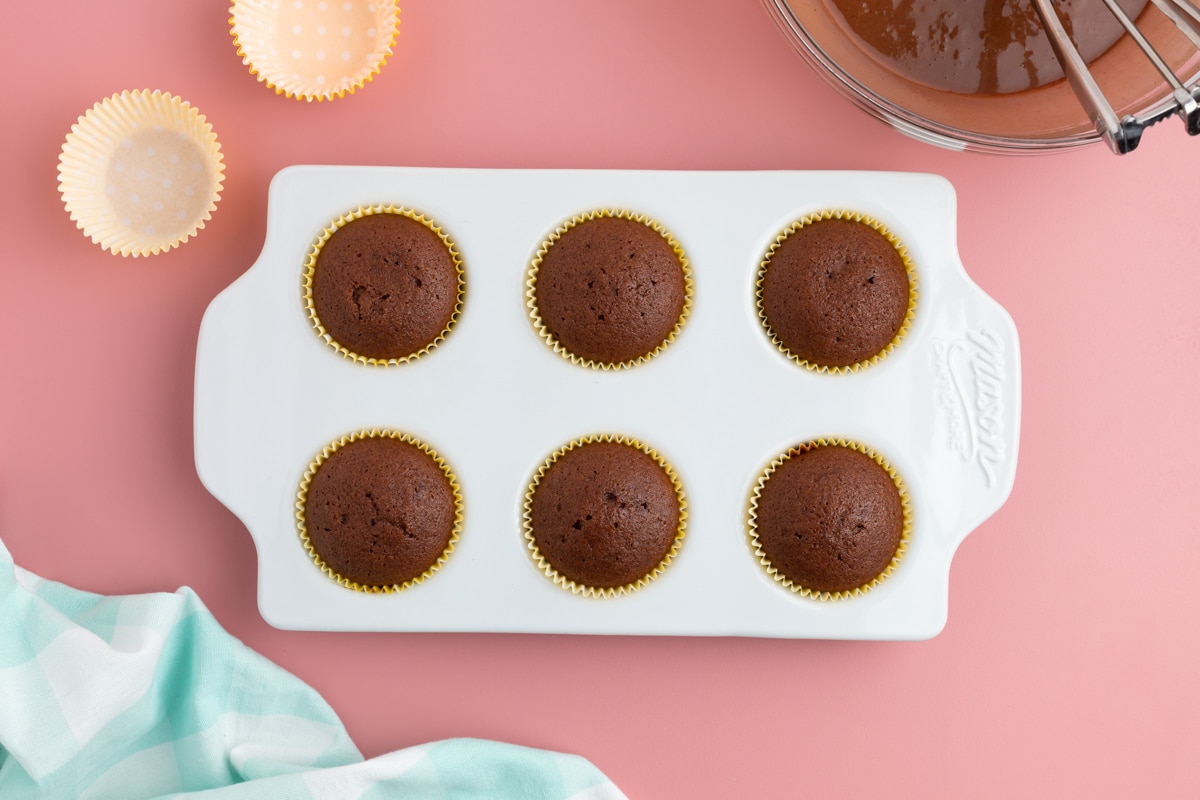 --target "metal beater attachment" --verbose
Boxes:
[1031,0,1200,153]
